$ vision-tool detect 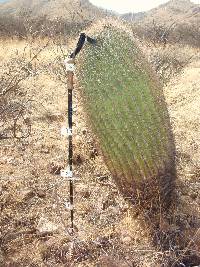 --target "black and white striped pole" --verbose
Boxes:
[62,33,96,233]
